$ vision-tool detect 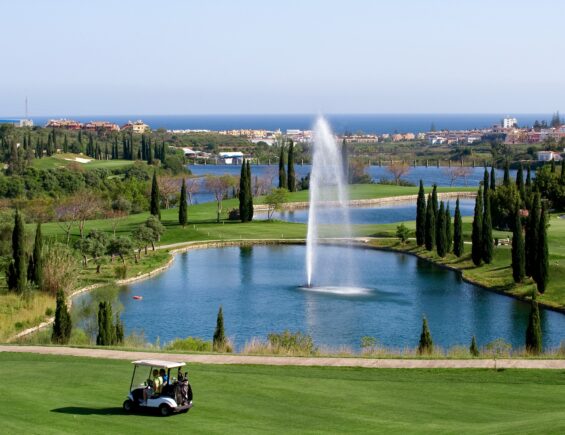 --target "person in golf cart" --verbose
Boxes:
[143,369,162,402]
